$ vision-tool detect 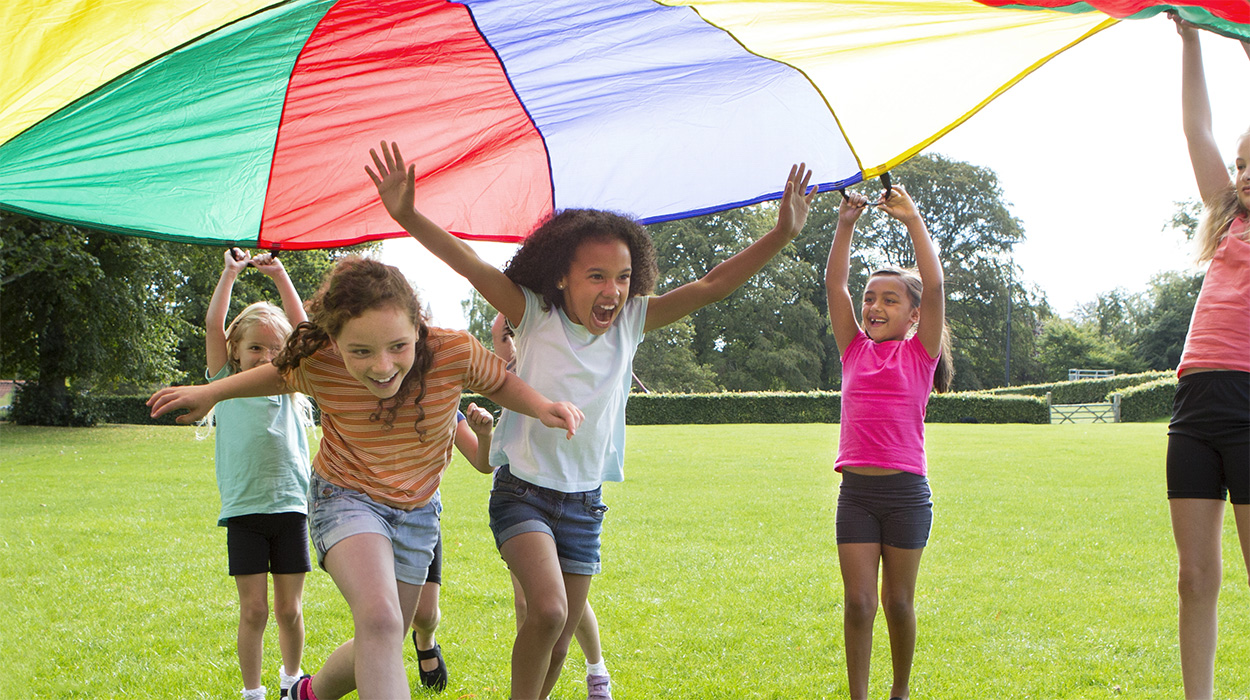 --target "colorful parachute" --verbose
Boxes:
[2,1,1246,249]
